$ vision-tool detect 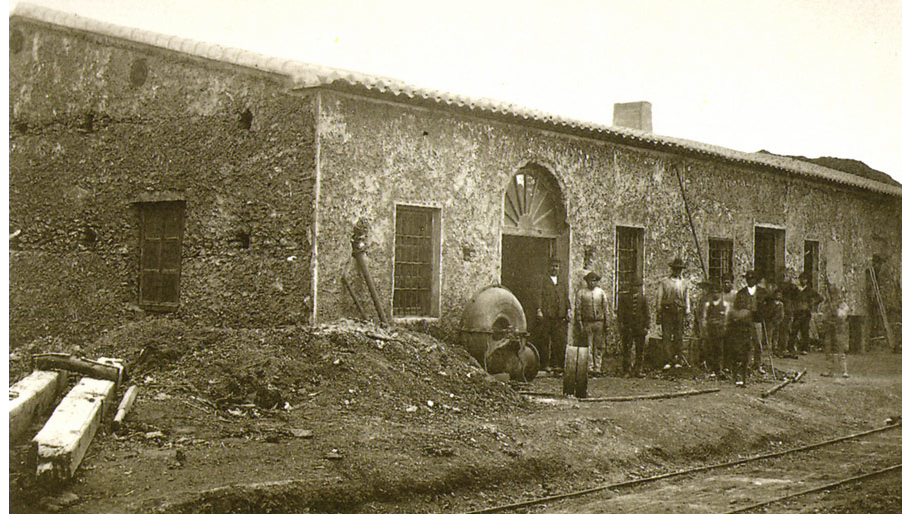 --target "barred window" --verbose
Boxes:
[139,201,185,311]
[708,238,733,287]
[804,240,819,291]
[615,226,644,308]
[392,205,440,317]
